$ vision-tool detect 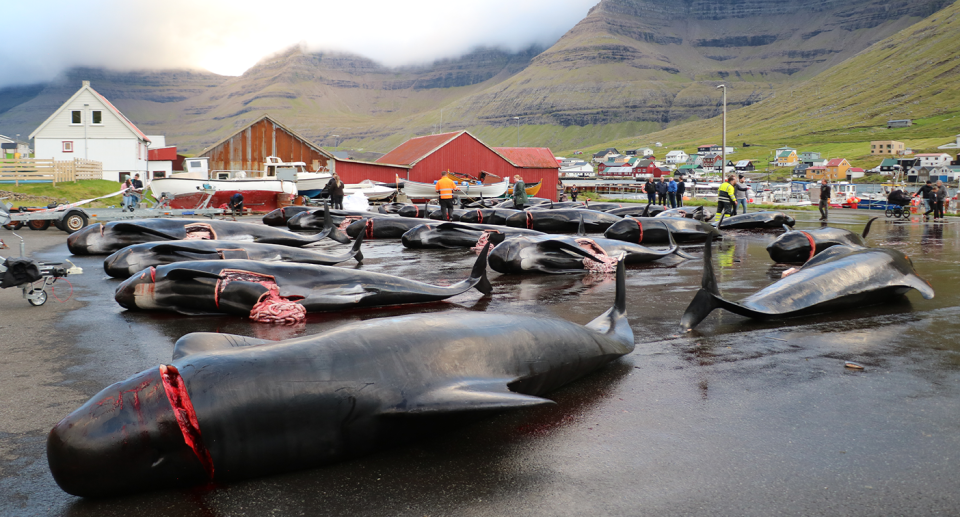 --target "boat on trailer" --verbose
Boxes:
[150,157,298,213]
